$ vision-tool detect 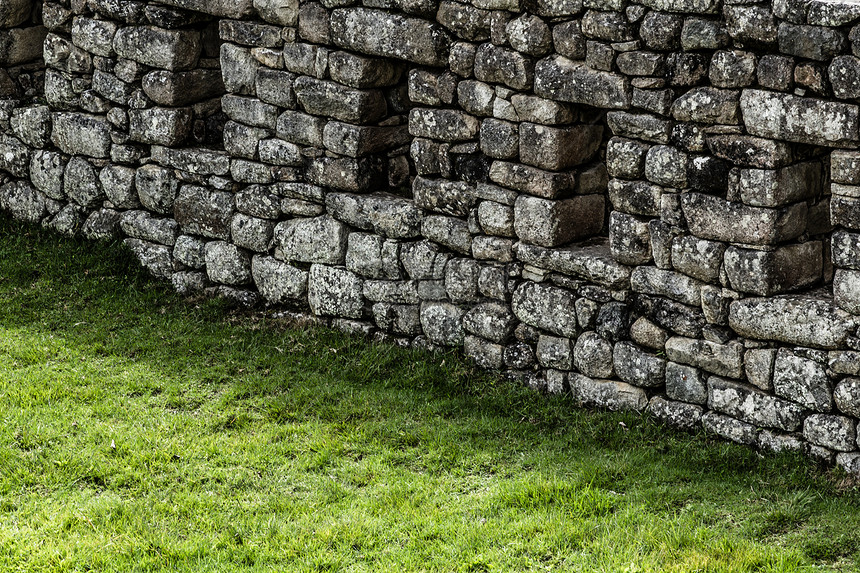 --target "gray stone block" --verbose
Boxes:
[308,264,364,319]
